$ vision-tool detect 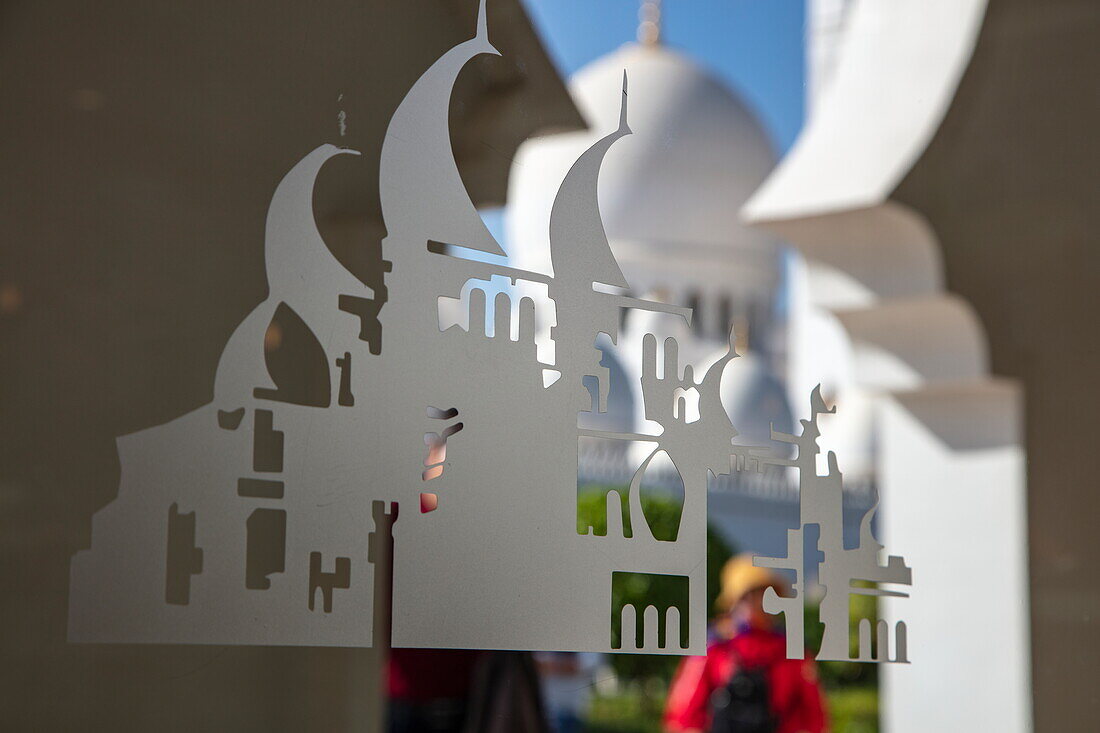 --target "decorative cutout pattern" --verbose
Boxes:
[68,0,911,659]
[747,387,912,663]
[611,572,689,651]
